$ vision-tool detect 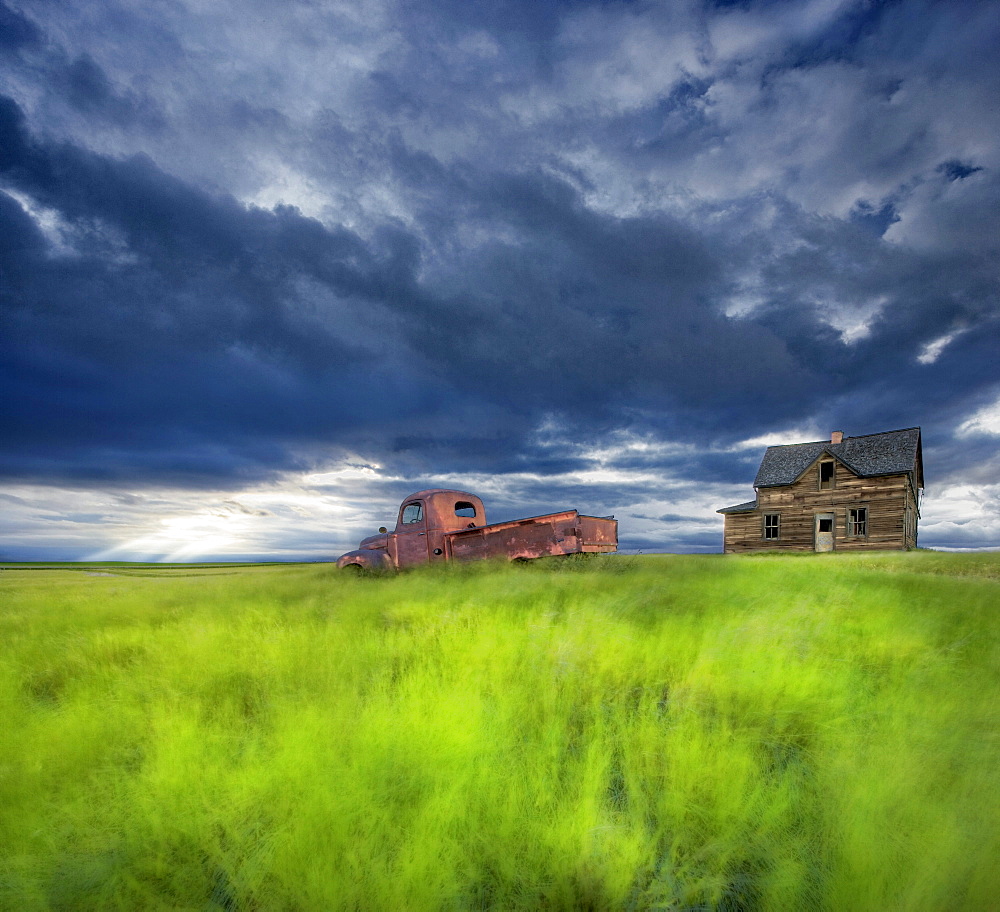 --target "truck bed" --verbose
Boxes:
[444,510,617,562]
